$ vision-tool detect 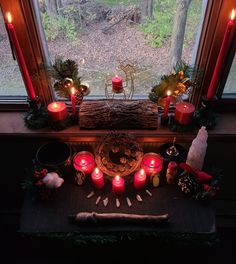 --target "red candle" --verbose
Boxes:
[141,153,163,177]
[207,9,235,100]
[6,12,36,101]
[112,74,123,92]
[174,102,195,125]
[112,175,124,195]
[91,167,104,189]
[73,151,95,174]
[71,87,76,115]
[134,169,146,190]
[47,101,68,122]
[163,90,171,119]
